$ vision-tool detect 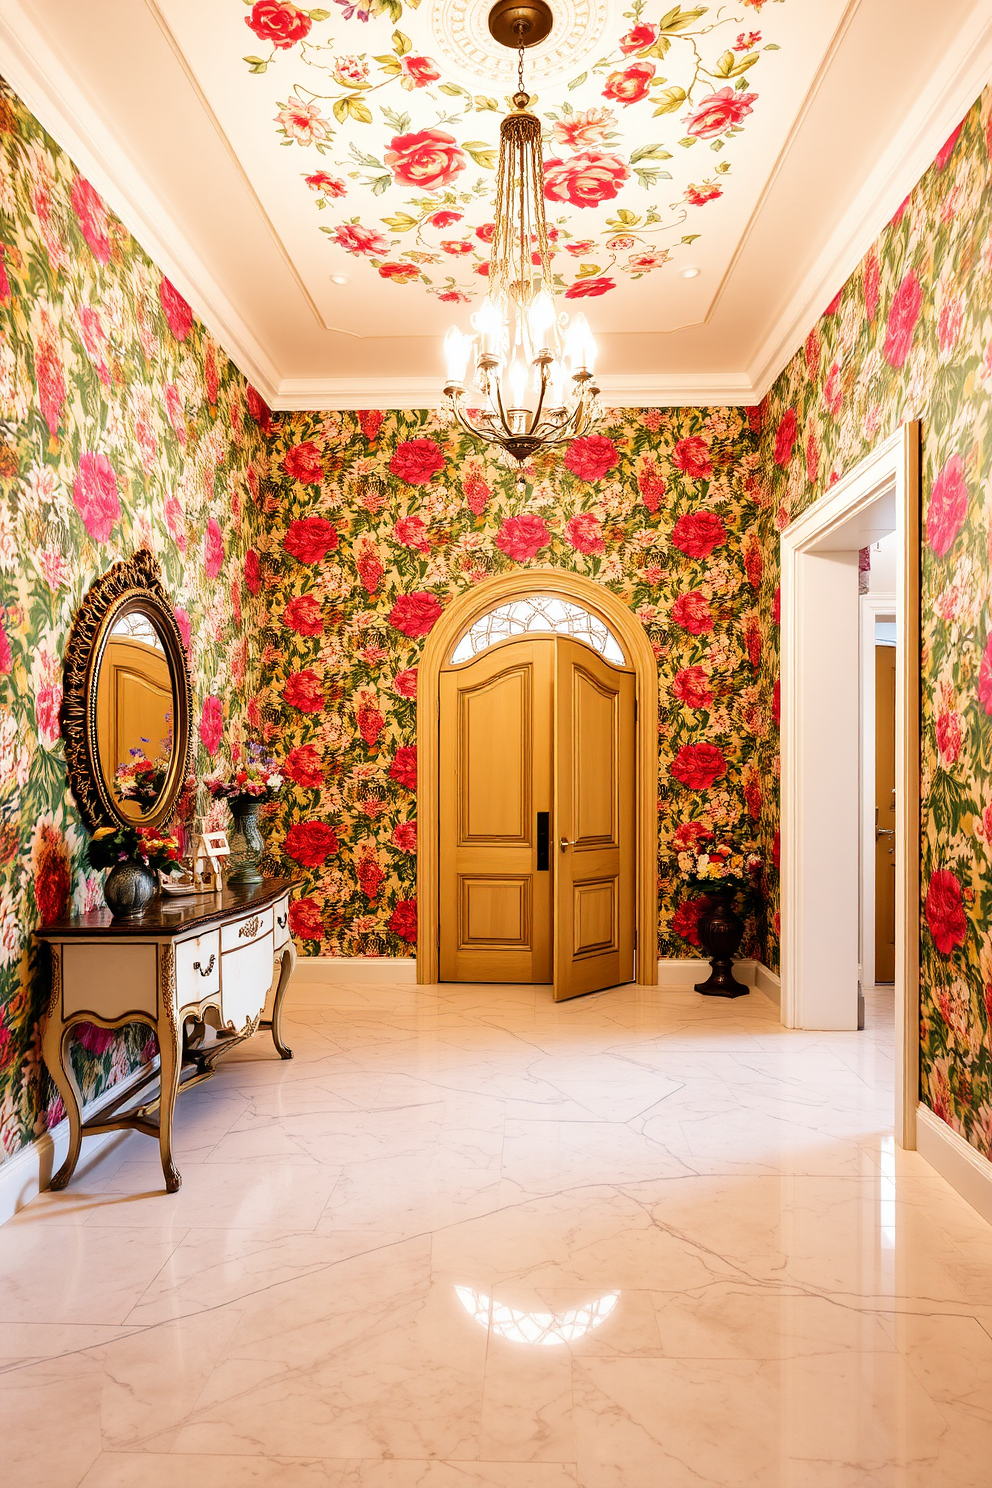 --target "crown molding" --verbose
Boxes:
[0,0,283,404]
[745,0,992,401]
[269,372,759,412]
